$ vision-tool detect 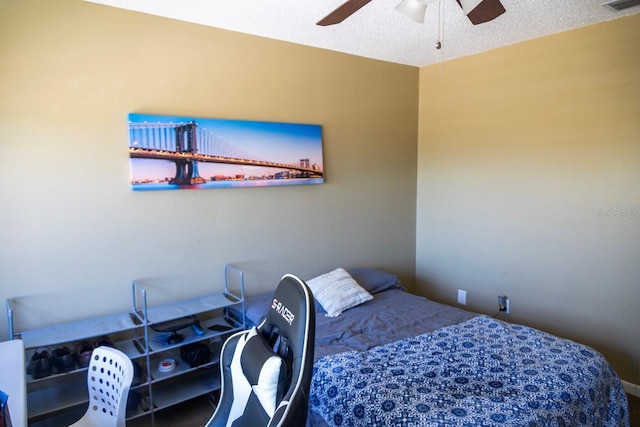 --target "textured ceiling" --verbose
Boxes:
[84,0,639,67]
